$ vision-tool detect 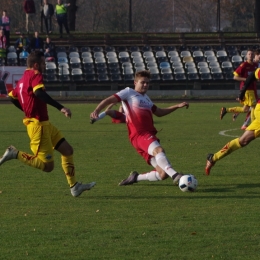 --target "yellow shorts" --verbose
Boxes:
[23,118,64,163]
[241,90,257,107]
[246,103,260,138]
